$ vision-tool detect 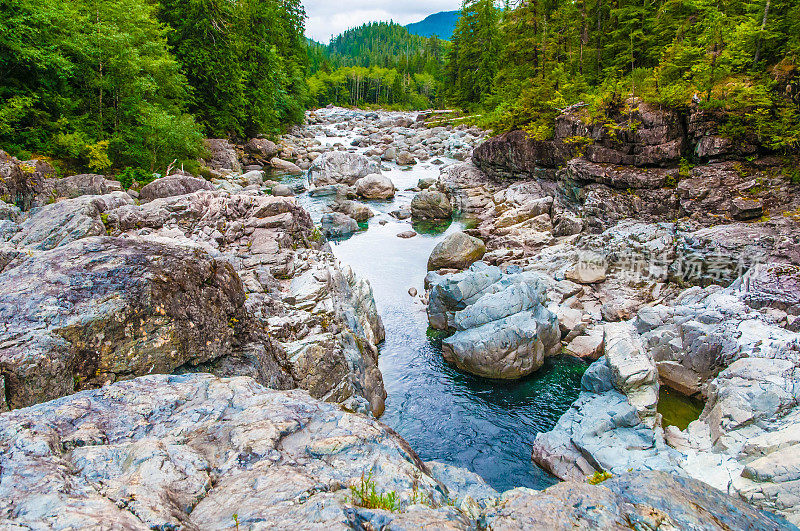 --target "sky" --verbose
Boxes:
[303,0,462,43]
